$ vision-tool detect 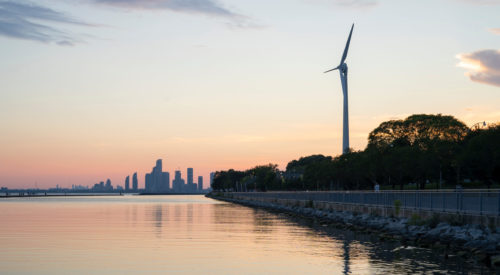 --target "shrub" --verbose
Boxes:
[446,214,465,226]
[408,214,422,226]
[426,214,440,228]
[394,200,402,216]
[488,217,497,233]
